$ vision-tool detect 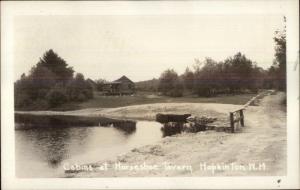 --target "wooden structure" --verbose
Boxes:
[156,113,191,123]
[229,108,245,133]
[103,75,135,95]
